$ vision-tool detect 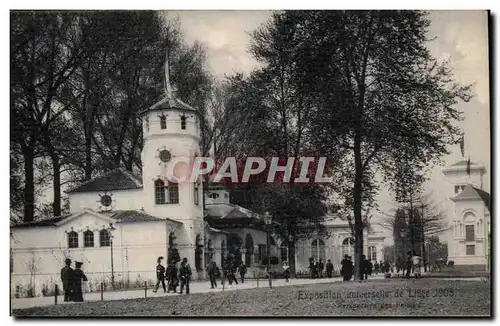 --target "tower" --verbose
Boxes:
[443,160,489,268]
[138,48,204,271]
